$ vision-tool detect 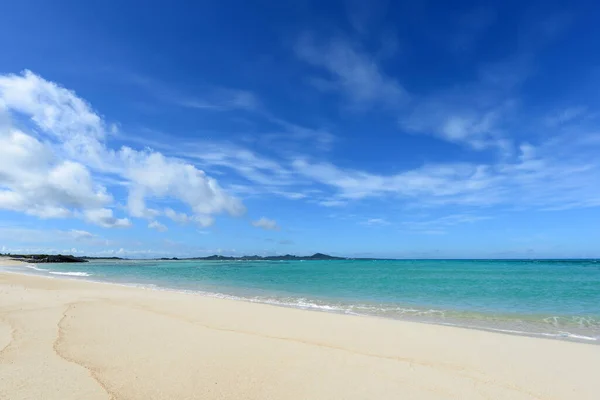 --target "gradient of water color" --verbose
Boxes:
[3,259,599,343]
